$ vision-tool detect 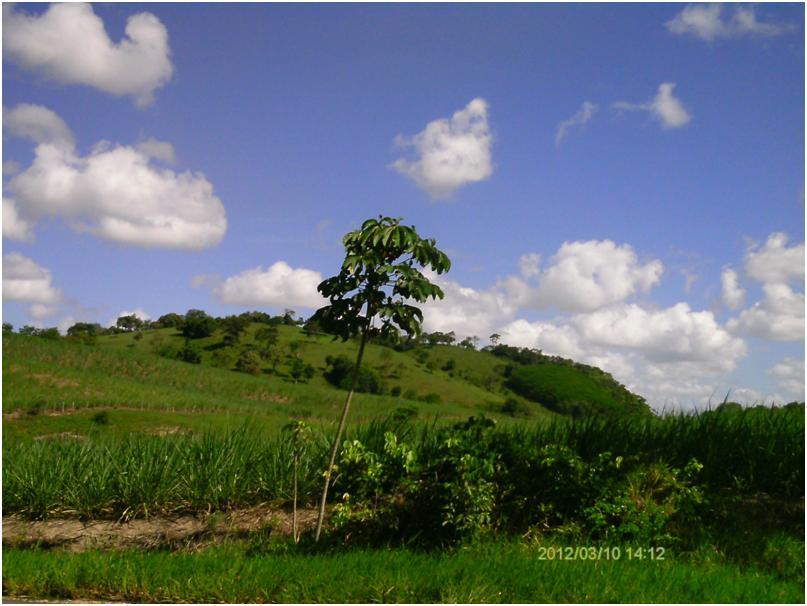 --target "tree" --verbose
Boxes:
[489,333,501,346]
[283,420,312,543]
[180,309,216,340]
[67,322,102,338]
[282,308,298,326]
[157,312,184,328]
[116,314,143,332]
[2,323,13,334]
[311,216,450,541]
[235,347,262,375]
[222,315,250,347]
